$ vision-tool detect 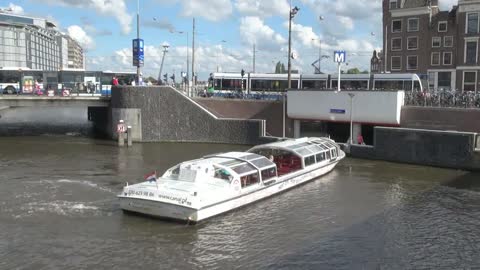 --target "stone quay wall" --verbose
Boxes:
[109,86,268,145]
[350,127,480,171]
